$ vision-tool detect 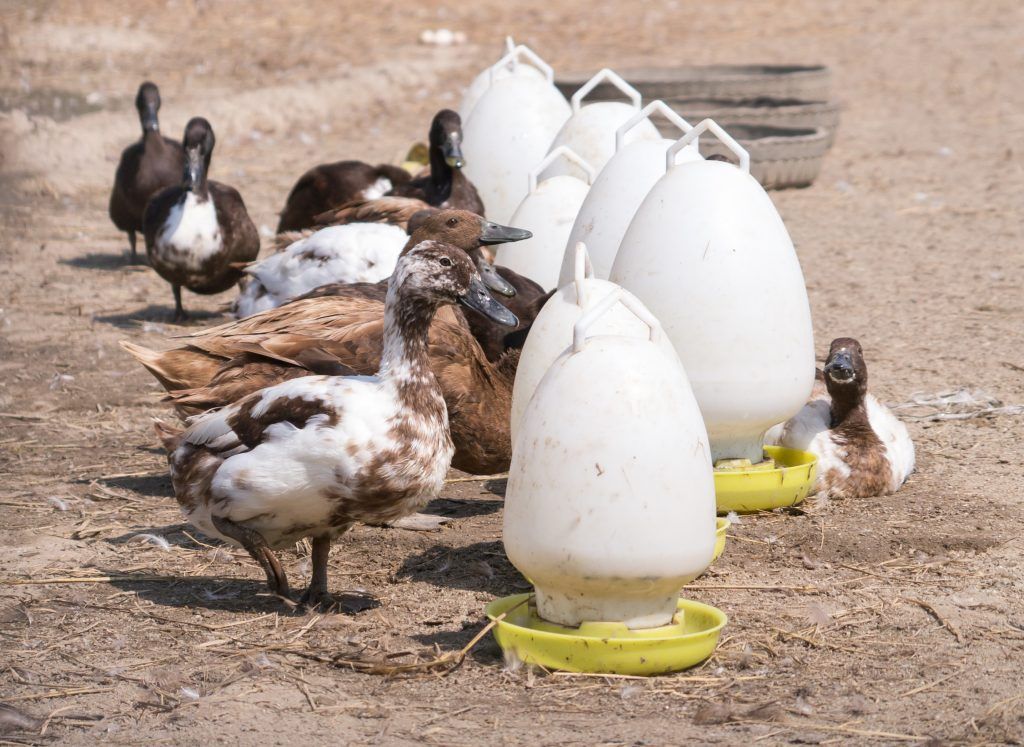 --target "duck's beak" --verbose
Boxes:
[141,102,160,133]
[442,133,464,169]
[824,350,856,383]
[475,256,516,297]
[183,147,205,191]
[460,275,518,327]
[478,220,532,245]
